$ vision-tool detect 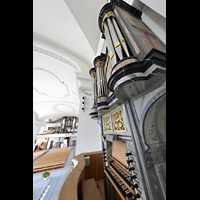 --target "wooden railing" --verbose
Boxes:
[58,153,85,200]
[58,151,103,200]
